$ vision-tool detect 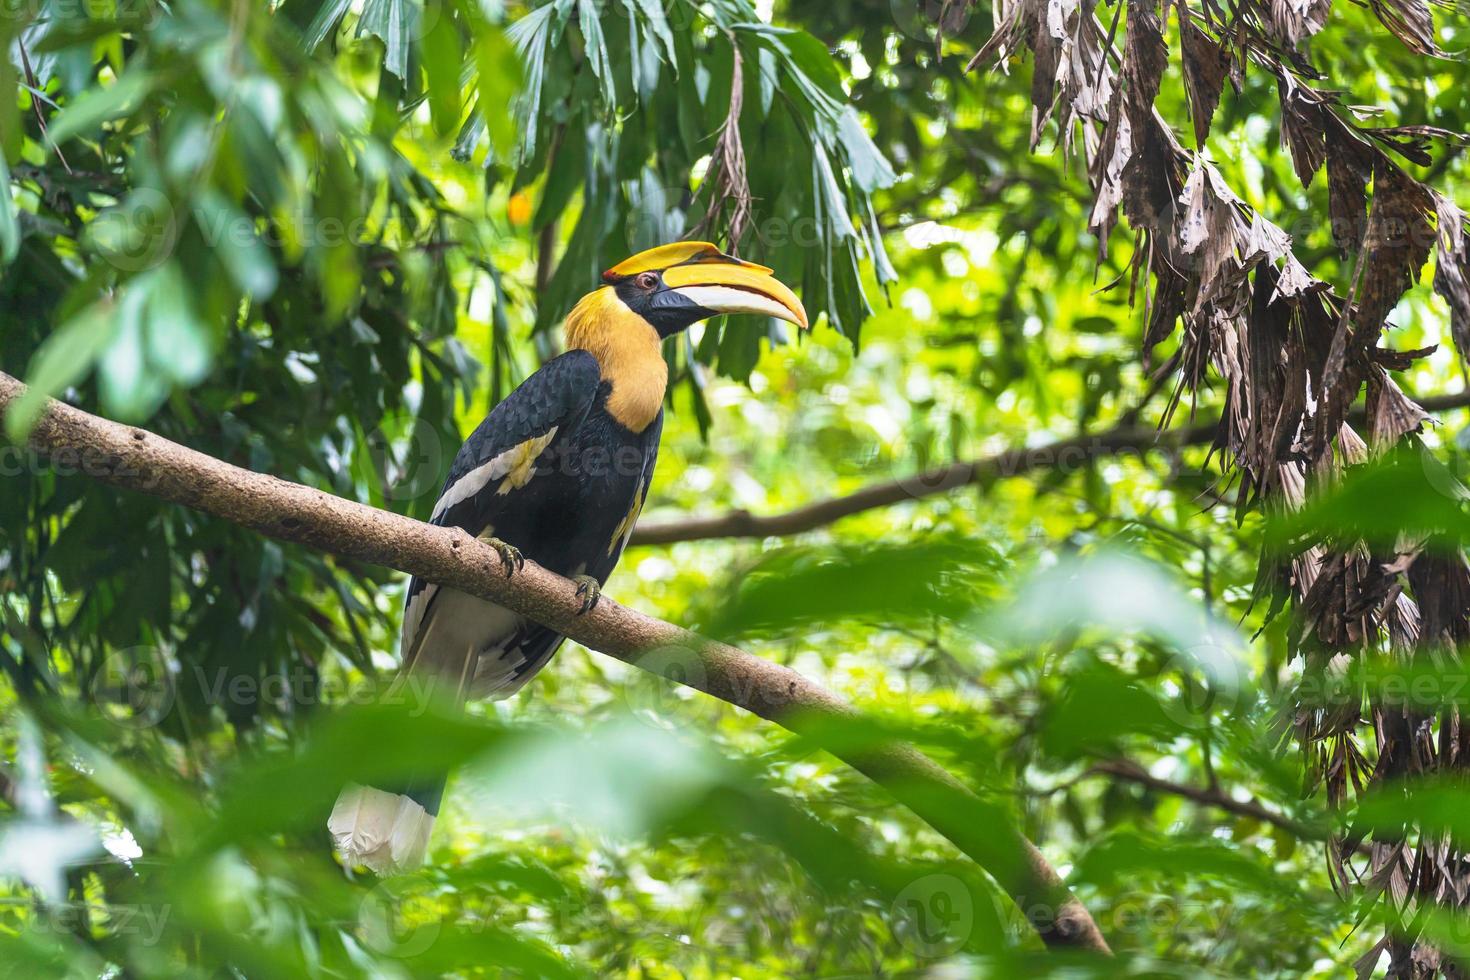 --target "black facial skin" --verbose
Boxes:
[612,271,717,338]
